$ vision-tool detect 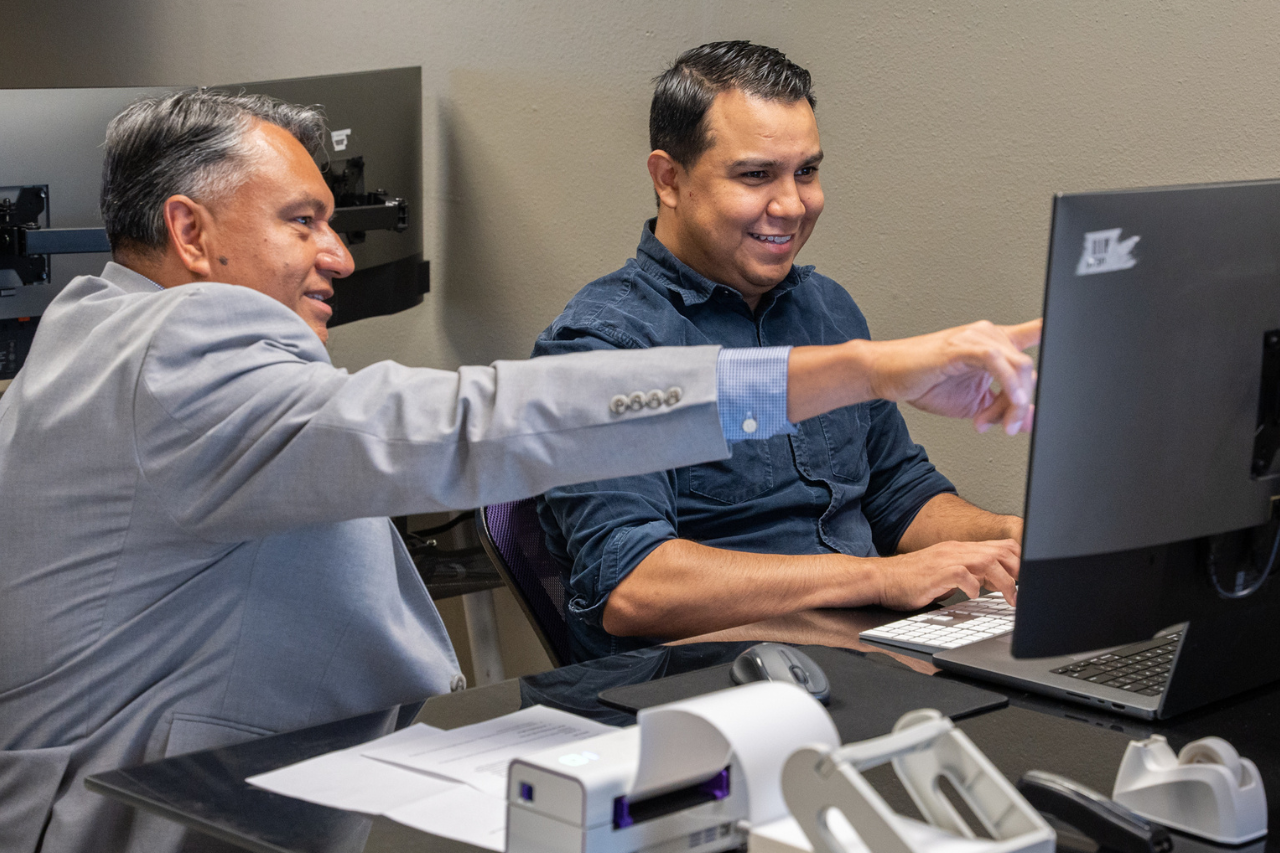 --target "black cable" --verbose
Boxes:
[409,512,473,539]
